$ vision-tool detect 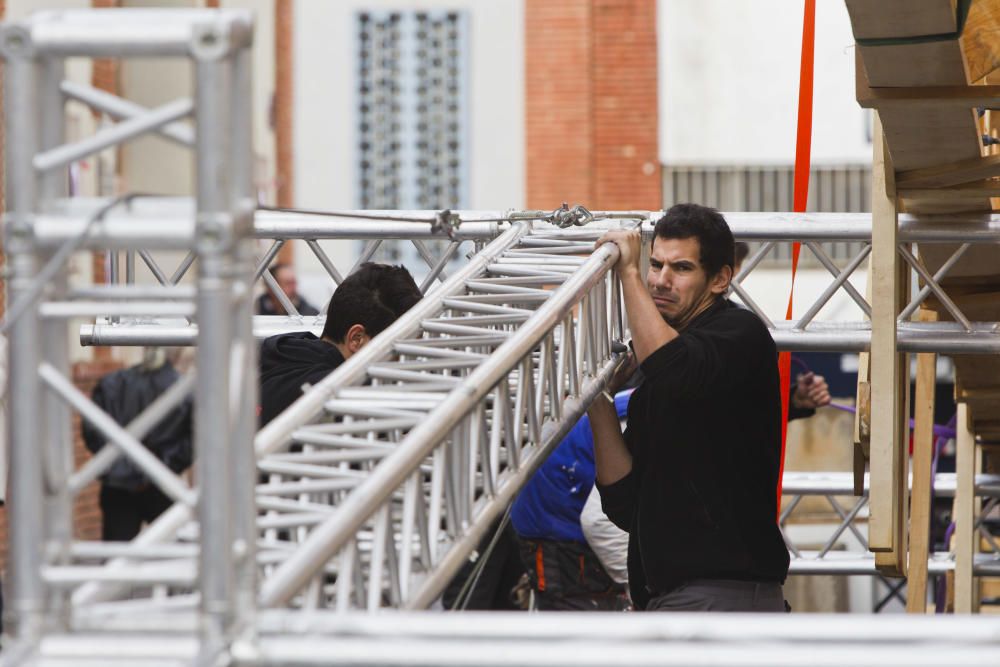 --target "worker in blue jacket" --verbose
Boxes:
[511,390,633,610]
